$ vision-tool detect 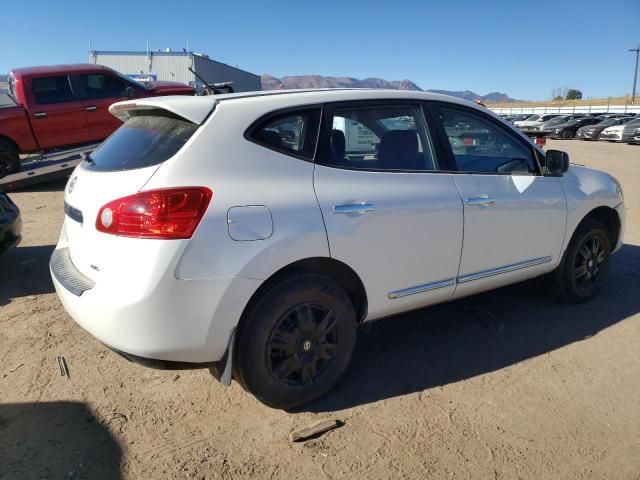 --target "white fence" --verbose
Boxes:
[490,104,640,115]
